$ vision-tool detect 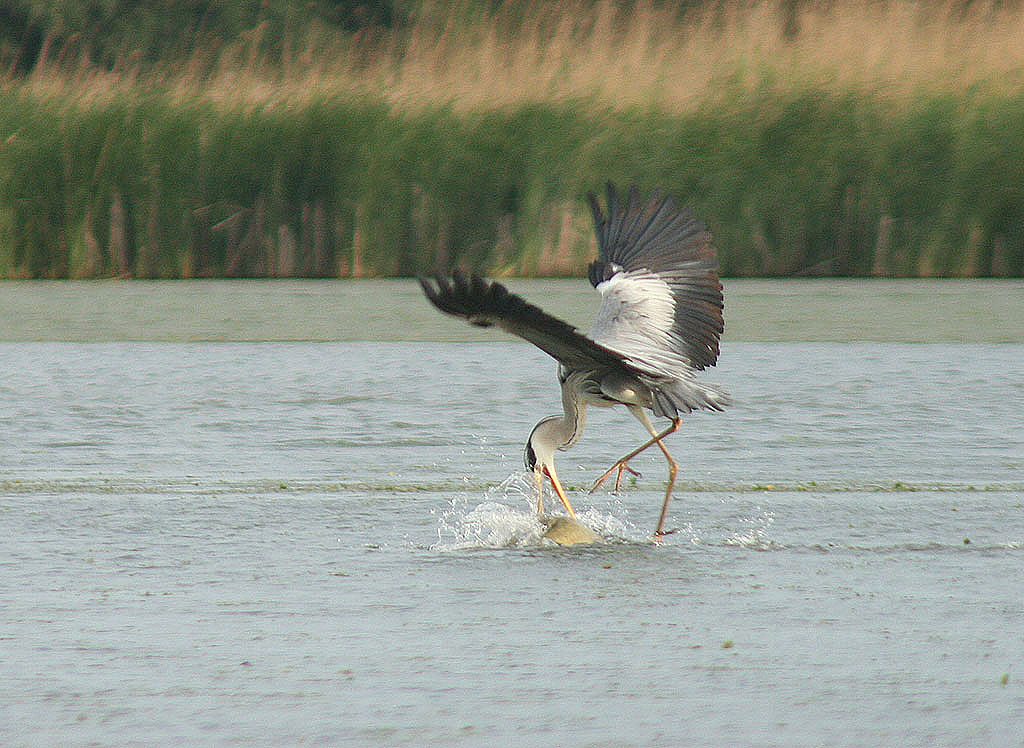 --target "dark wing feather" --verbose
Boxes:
[419,271,654,378]
[587,183,724,371]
